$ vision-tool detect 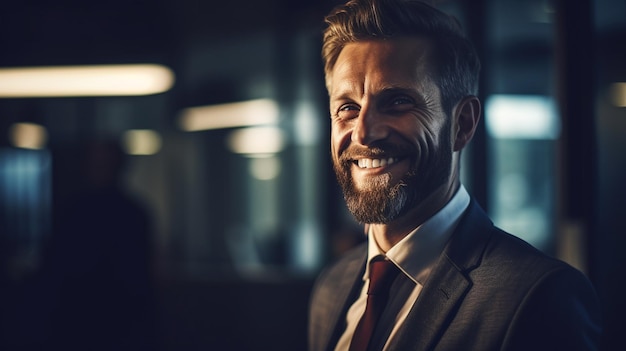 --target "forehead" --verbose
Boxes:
[328,37,434,94]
